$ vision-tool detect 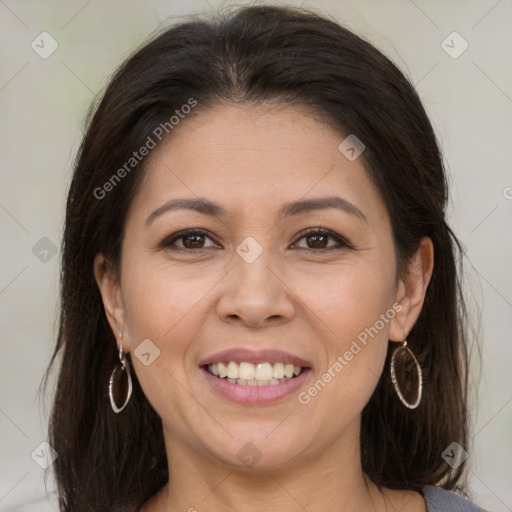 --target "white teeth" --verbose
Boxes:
[206,361,305,384]
[226,361,238,379]
[217,362,227,378]
[284,363,295,378]
[239,362,255,380]
[255,362,274,380]
[273,362,285,379]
